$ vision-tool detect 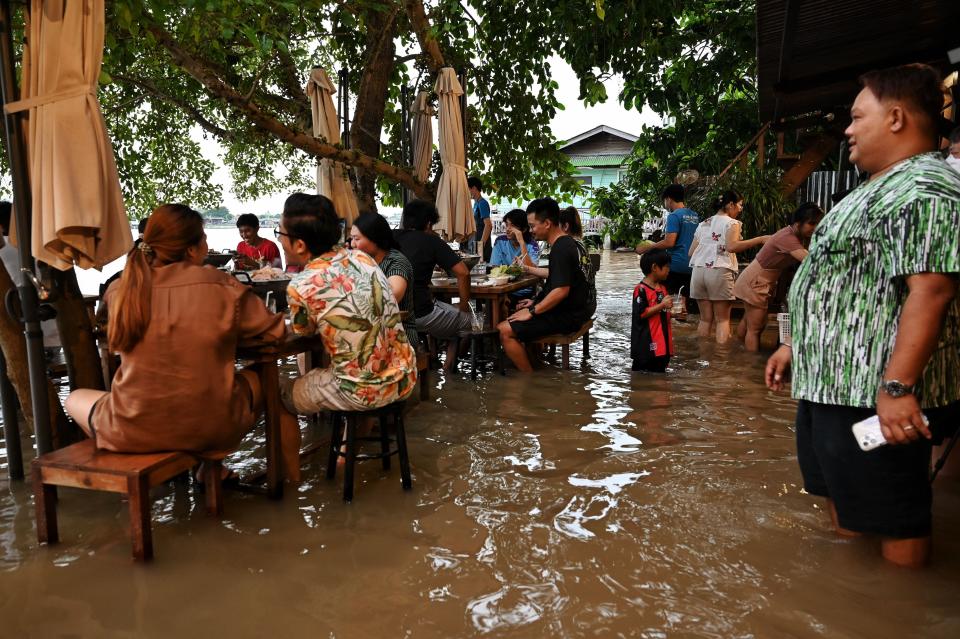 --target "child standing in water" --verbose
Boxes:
[631,249,675,372]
